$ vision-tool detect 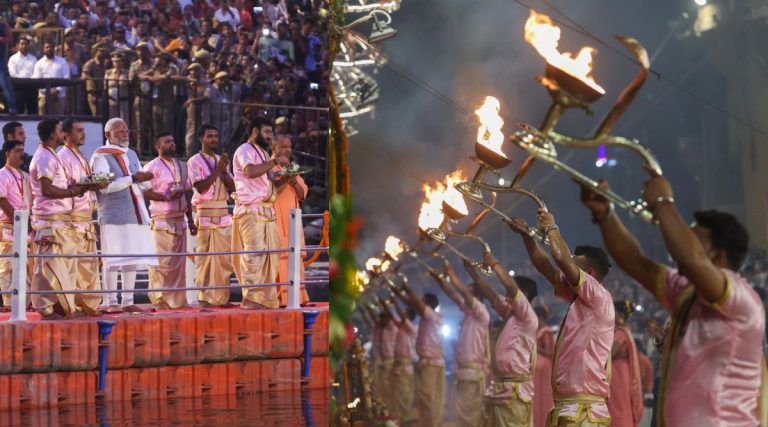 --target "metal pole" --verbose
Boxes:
[97,320,116,398]
[10,209,28,321]
[302,311,320,379]
[287,208,302,309]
